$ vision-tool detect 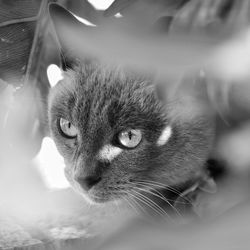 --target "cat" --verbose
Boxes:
[48,4,215,212]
